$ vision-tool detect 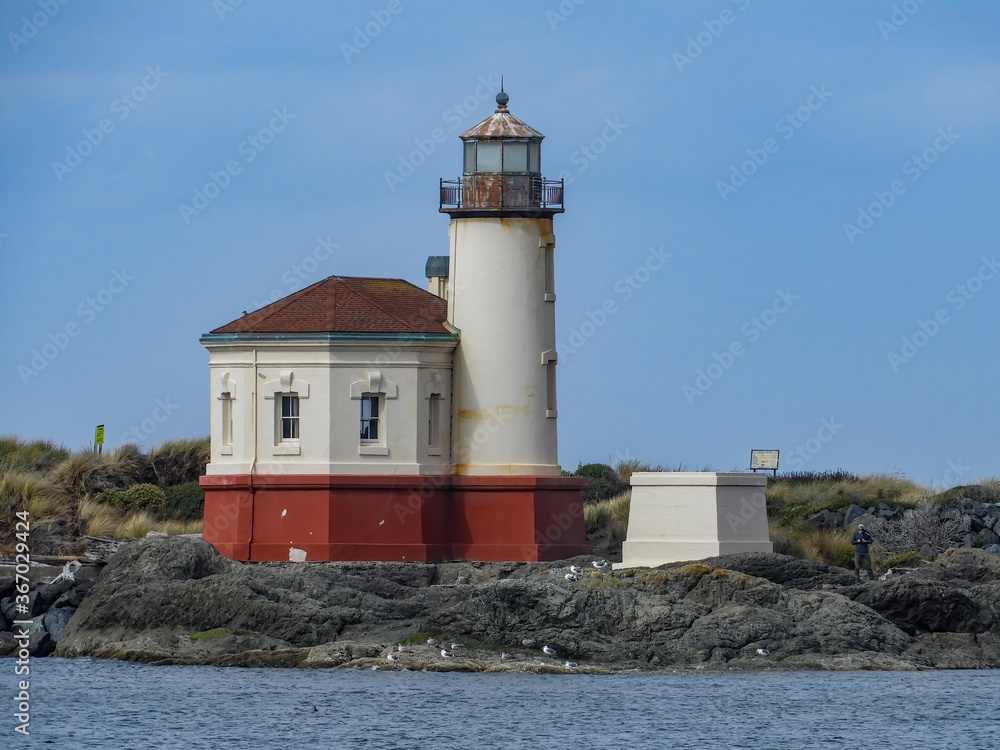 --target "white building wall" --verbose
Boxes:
[204,340,454,476]
[447,216,560,475]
